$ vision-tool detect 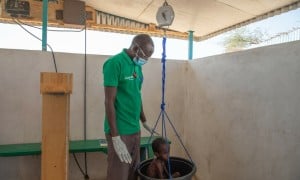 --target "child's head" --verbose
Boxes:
[152,137,169,161]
